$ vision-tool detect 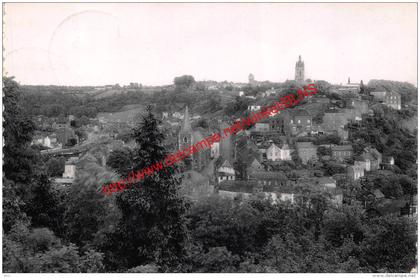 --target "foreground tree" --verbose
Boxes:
[102,106,190,271]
